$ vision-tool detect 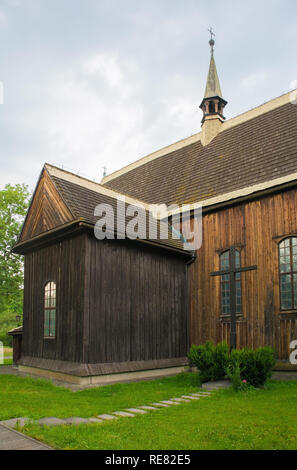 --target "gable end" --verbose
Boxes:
[18,168,75,244]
